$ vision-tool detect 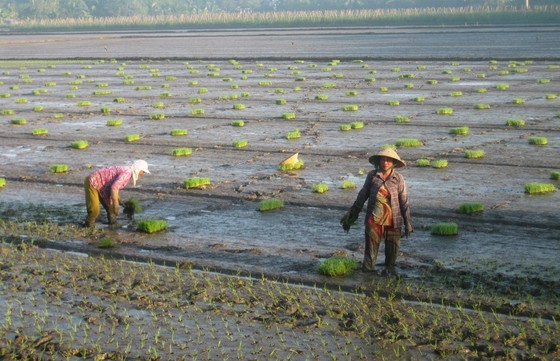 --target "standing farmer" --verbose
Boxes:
[340,148,413,276]
[84,160,150,227]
